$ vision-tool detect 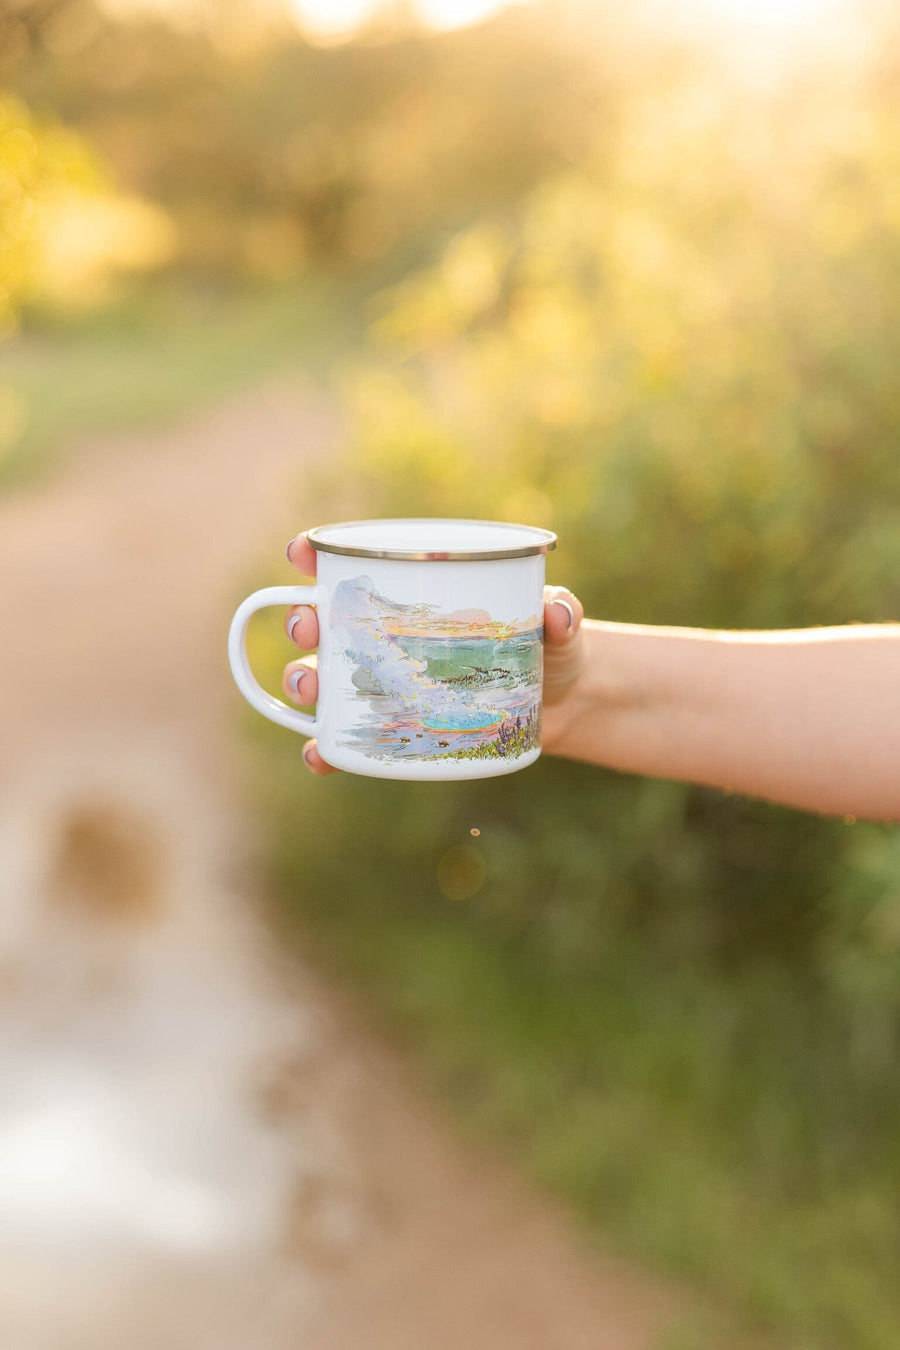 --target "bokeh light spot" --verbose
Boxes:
[436,844,486,901]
